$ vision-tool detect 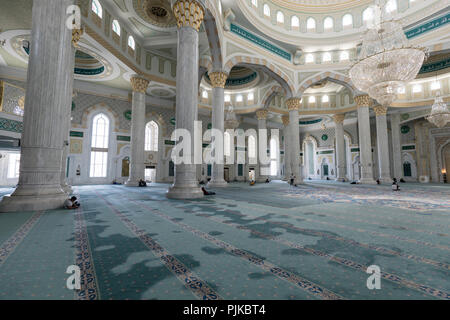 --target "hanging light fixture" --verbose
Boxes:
[224,105,239,130]
[426,92,450,128]
[349,0,427,107]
